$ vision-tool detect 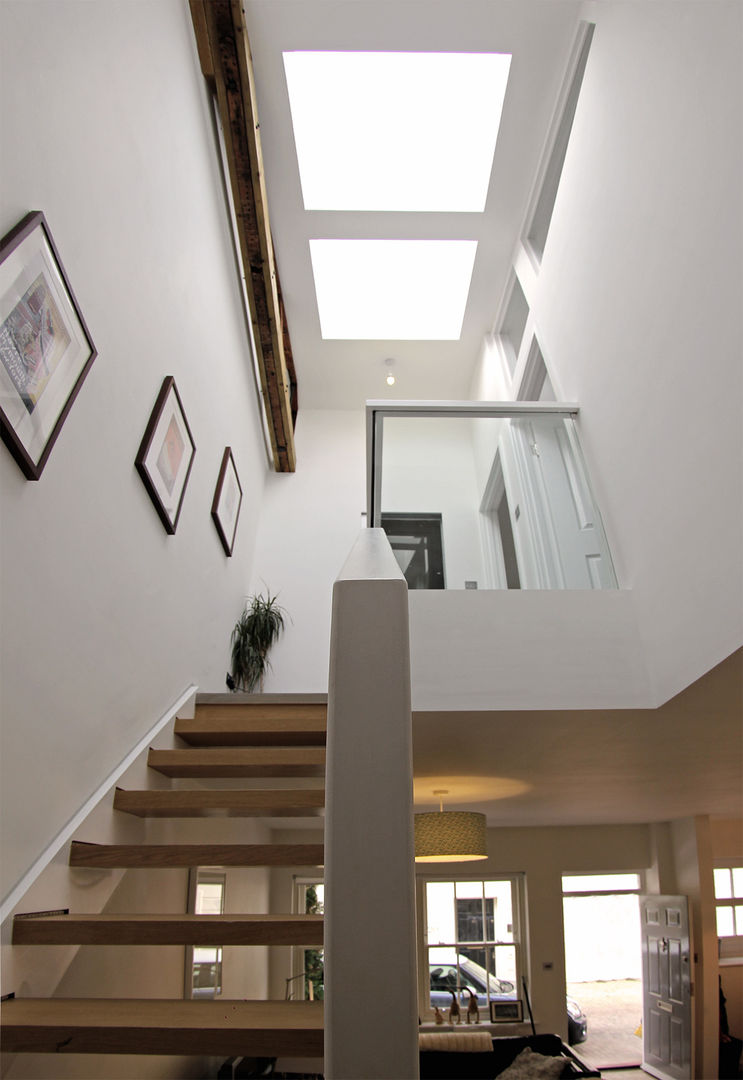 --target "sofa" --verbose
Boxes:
[419,1032,601,1079]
